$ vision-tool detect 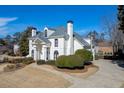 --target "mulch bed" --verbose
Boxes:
[54,64,98,73]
